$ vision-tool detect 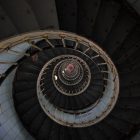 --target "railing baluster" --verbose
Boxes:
[43,36,55,48]
[28,40,42,51]
[98,63,107,66]
[101,70,110,73]
[61,37,66,48]
[74,41,78,50]
[91,54,100,59]
[7,49,30,56]
[83,47,90,53]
